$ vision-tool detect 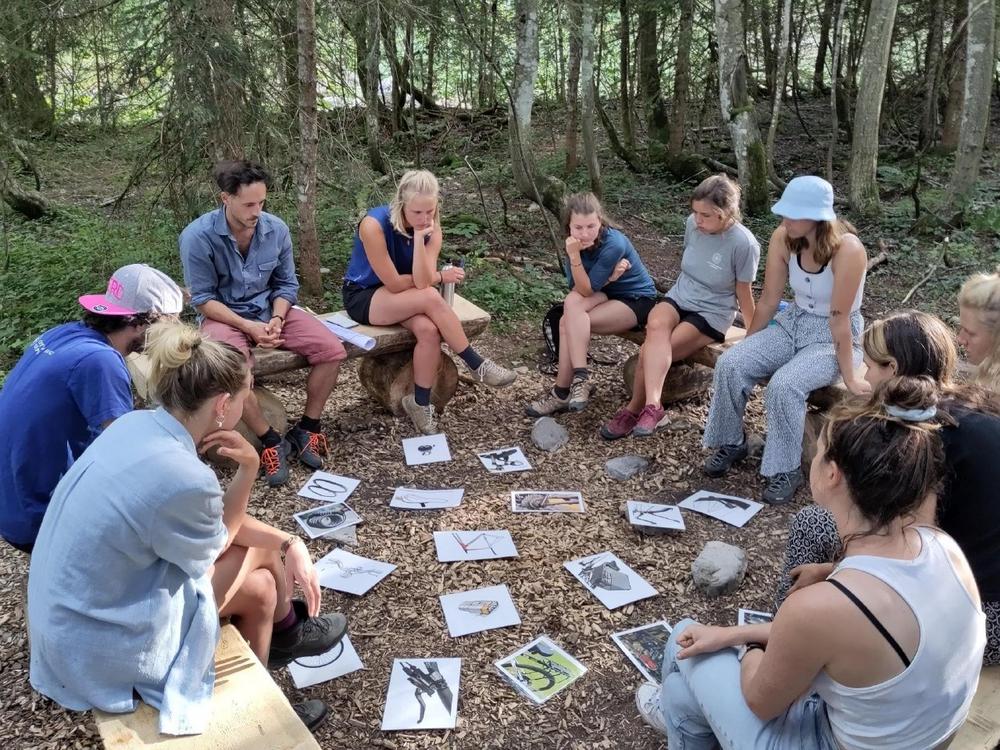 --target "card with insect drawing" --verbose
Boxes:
[402,433,452,466]
[510,490,585,514]
[381,658,461,731]
[433,530,519,562]
[495,636,587,704]
[313,547,396,595]
[611,621,673,684]
[439,584,521,638]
